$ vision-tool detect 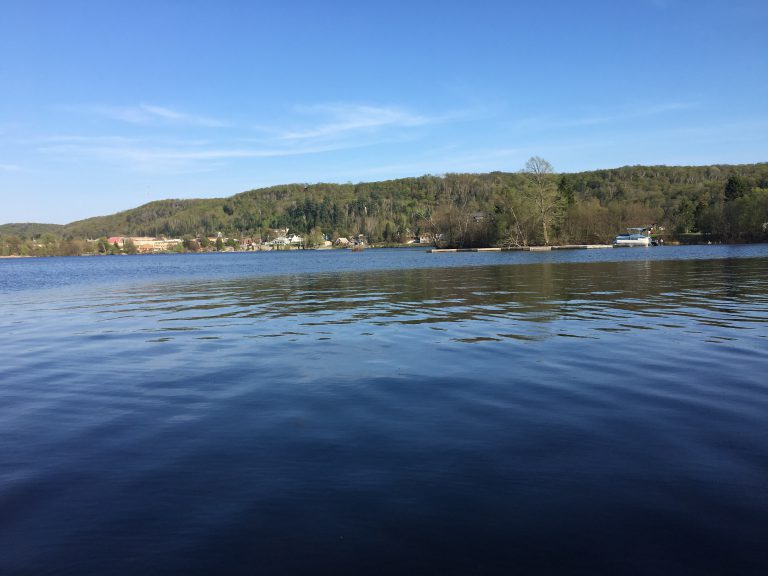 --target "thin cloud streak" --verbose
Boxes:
[36,140,380,165]
[34,101,450,170]
[85,104,229,127]
[279,104,435,141]
[37,135,140,144]
[561,102,695,128]
[514,101,697,131]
